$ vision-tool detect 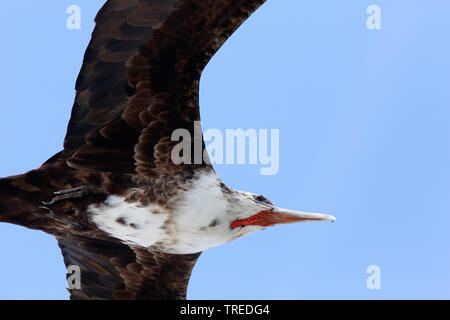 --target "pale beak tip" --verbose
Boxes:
[325,215,336,222]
